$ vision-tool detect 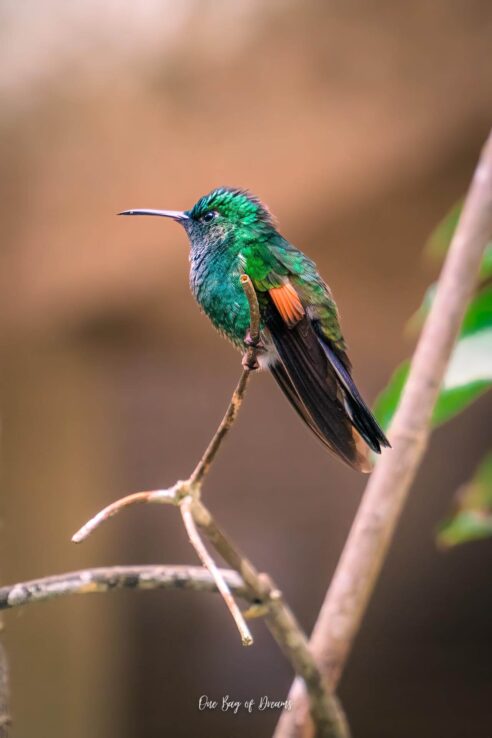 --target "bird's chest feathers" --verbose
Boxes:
[189,247,250,344]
